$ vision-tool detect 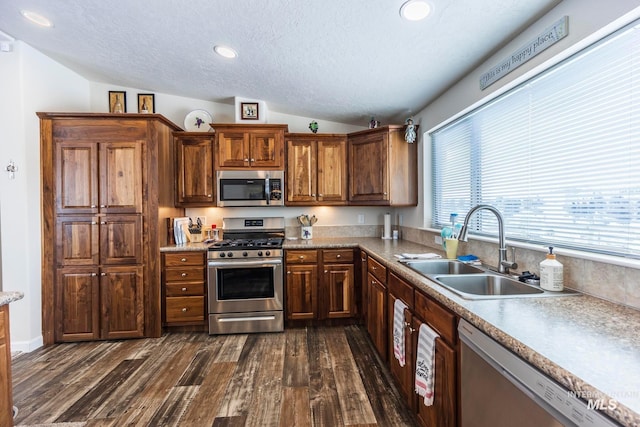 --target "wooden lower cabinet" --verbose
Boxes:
[0,305,13,427]
[55,266,144,342]
[285,249,356,322]
[366,255,388,361]
[162,251,206,326]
